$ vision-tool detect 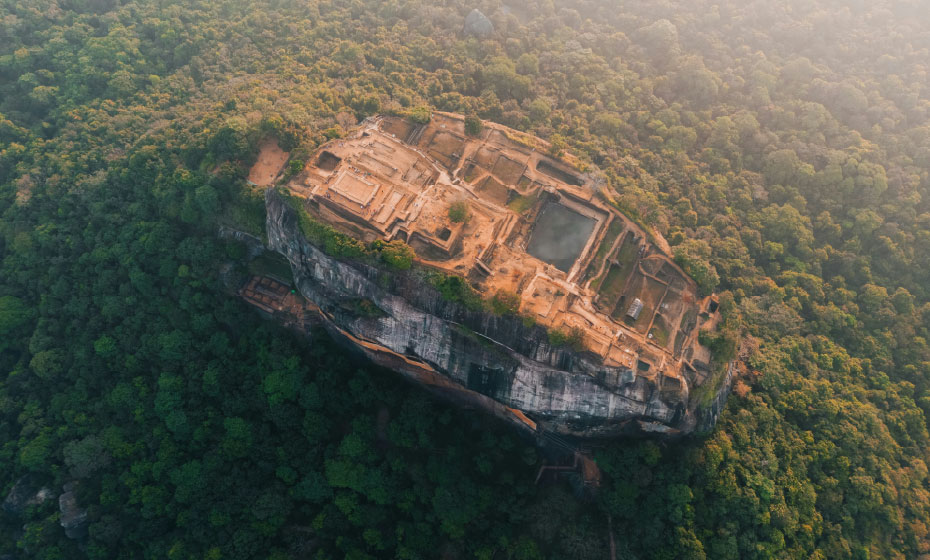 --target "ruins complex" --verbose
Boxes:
[262,112,727,437]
